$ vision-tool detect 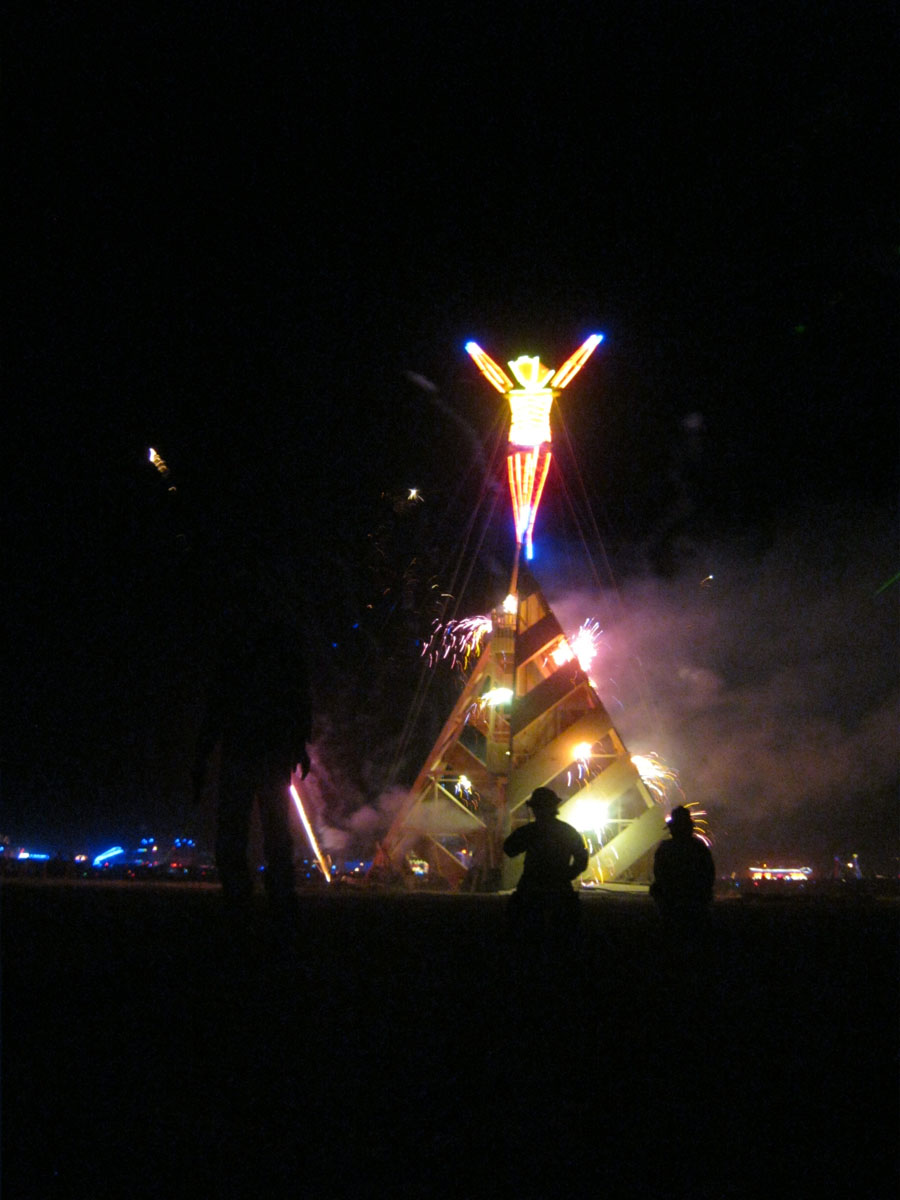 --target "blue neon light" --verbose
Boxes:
[93,846,126,867]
